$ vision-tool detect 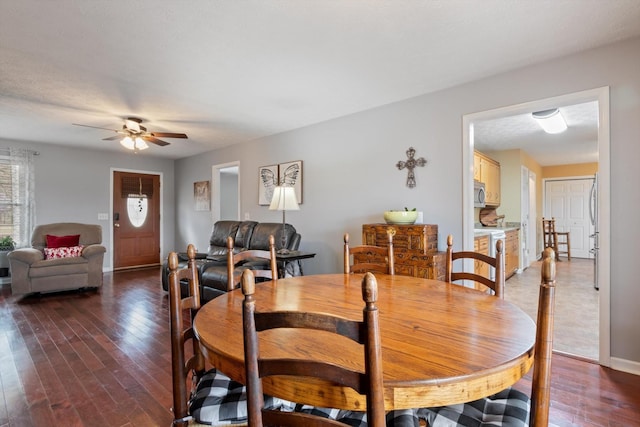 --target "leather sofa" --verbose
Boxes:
[8,223,106,296]
[162,220,300,302]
